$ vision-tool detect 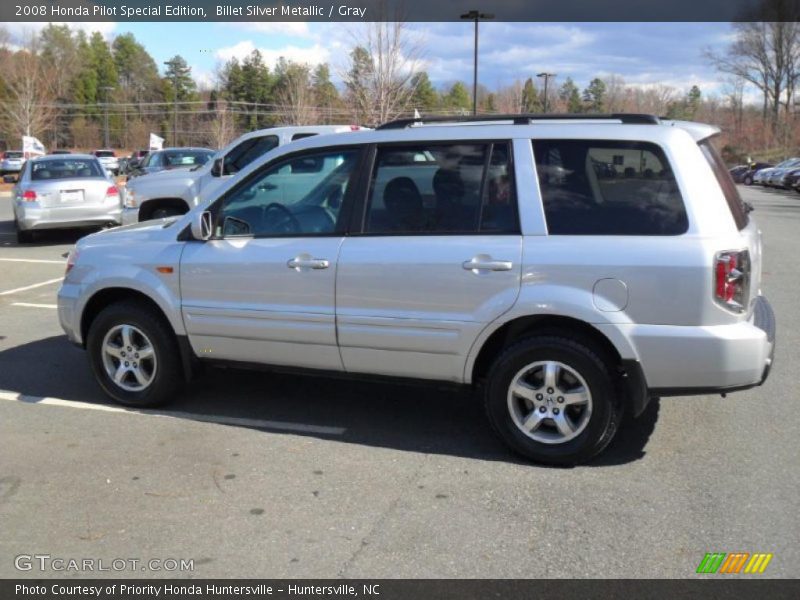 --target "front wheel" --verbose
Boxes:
[743,175,753,185]
[484,336,623,466]
[87,301,183,407]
